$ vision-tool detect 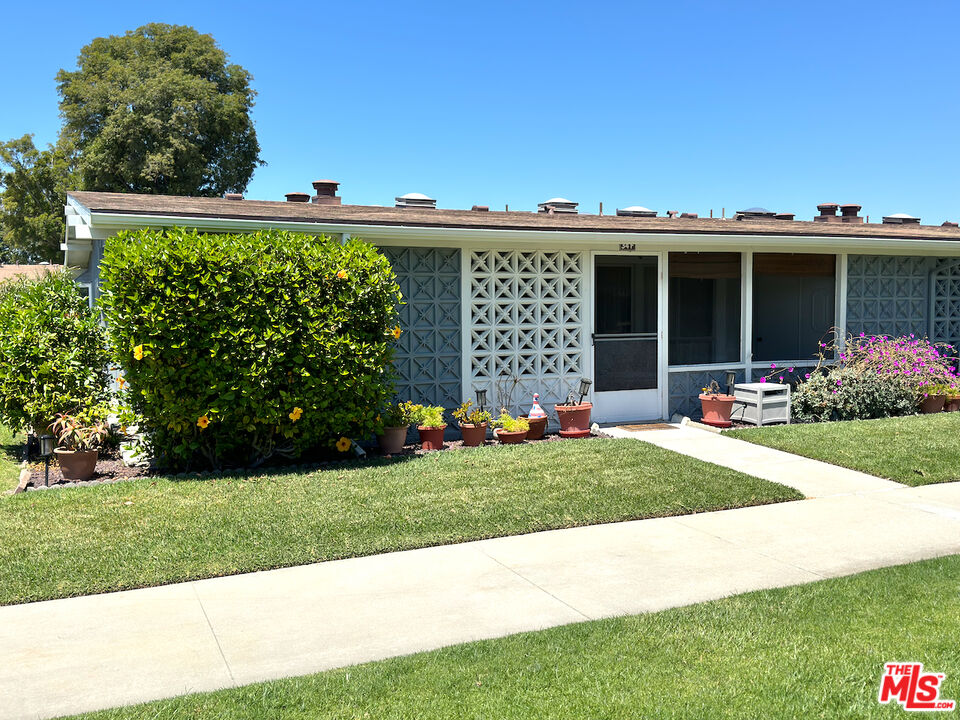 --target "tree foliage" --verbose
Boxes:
[0,135,75,263]
[100,228,402,470]
[56,23,261,196]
